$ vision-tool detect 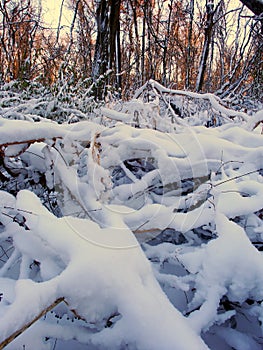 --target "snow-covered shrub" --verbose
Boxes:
[0,80,263,349]
[0,79,100,125]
